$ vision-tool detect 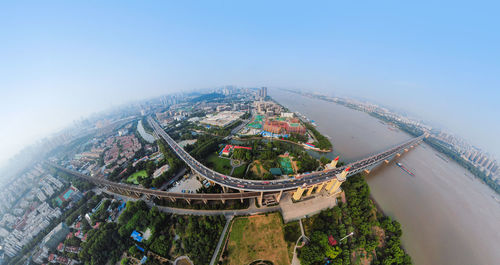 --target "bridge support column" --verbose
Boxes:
[276,190,283,203]
[292,187,305,201]
[222,186,228,193]
[384,160,389,164]
[306,185,315,196]
[364,169,370,174]
[325,180,335,192]
[221,199,225,204]
[258,192,263,206]
[185,199,191,205]
[240,190,244,203]
[396,153,401,157]
[330,167,349,194]
[169,197,176,202]
[330,180,344,195]
[315,182,325,194]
